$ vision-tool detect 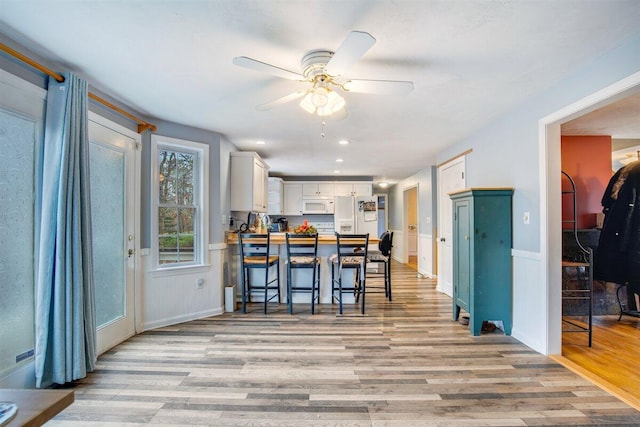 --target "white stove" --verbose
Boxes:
[310,221,335,235]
